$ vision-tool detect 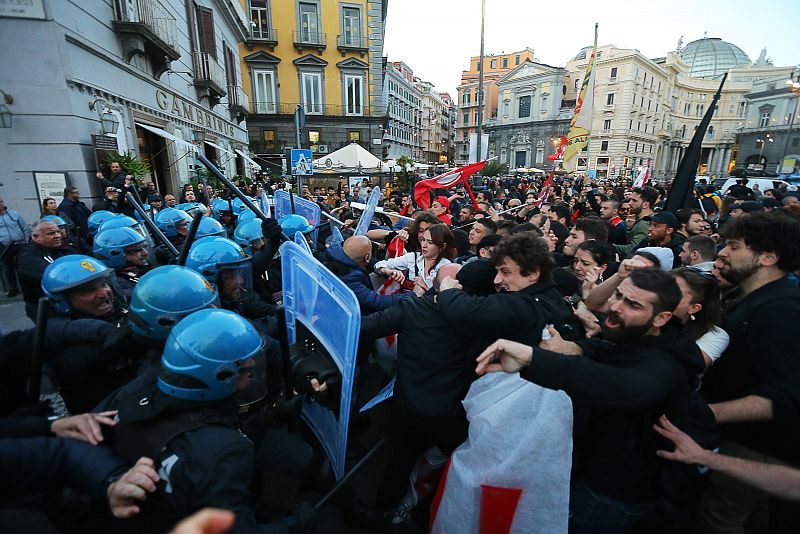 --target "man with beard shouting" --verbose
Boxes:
[698,210,800,533]
[475,268,706,533]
